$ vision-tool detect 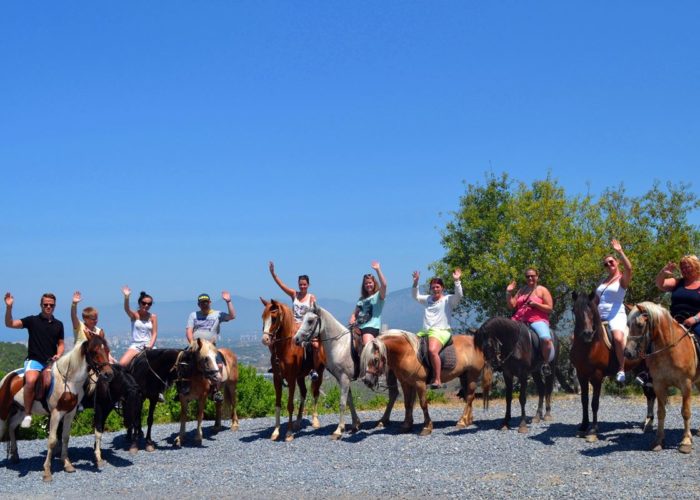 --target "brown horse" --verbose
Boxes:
[360,330,492,436]
[0,332,113,481]
[625,302,700,453]
[173,338,239,447]
[261,298,323,441]
[571,292,656,442]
